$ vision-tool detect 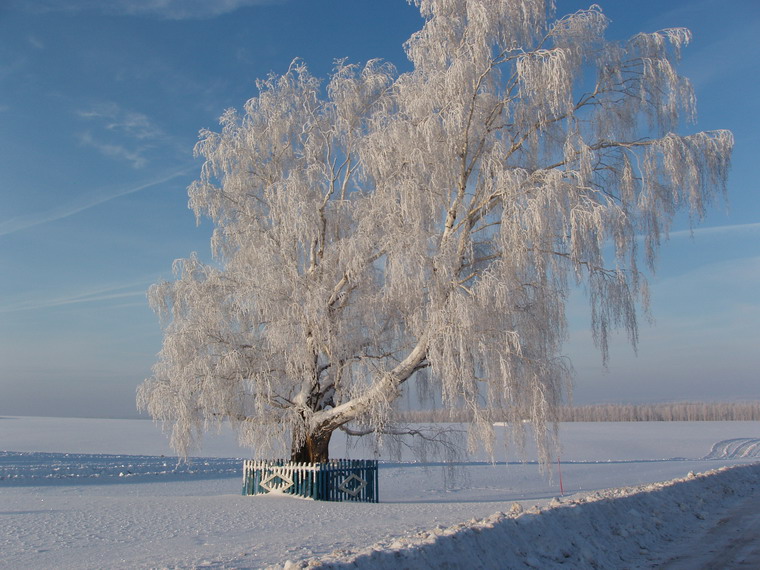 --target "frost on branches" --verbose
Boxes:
[138,0,732,464]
